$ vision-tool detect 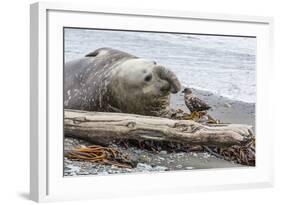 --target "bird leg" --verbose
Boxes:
[190,111,201,121]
